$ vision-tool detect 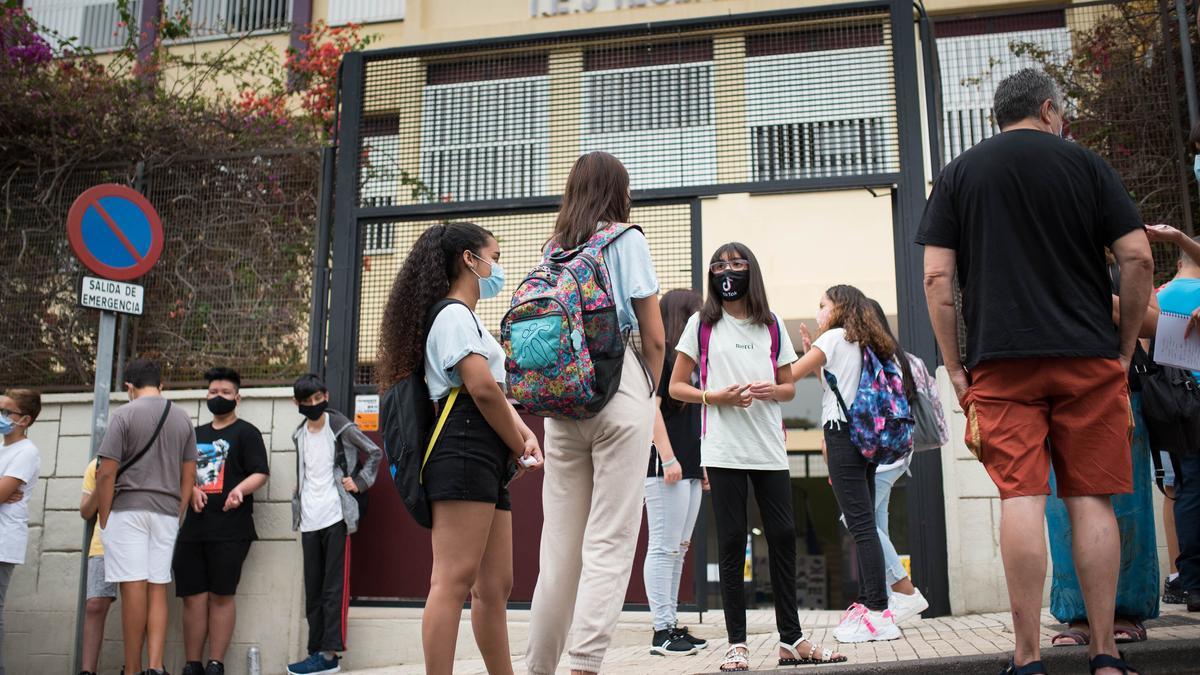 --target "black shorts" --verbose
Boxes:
[422,392,513,511]
[173,539,253,597]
